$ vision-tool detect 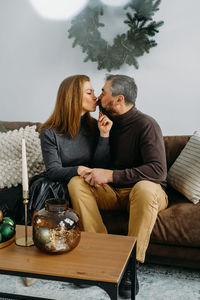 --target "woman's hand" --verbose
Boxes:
[80,168,113,187]
[98,112,113,137]
[77,166,92,176]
